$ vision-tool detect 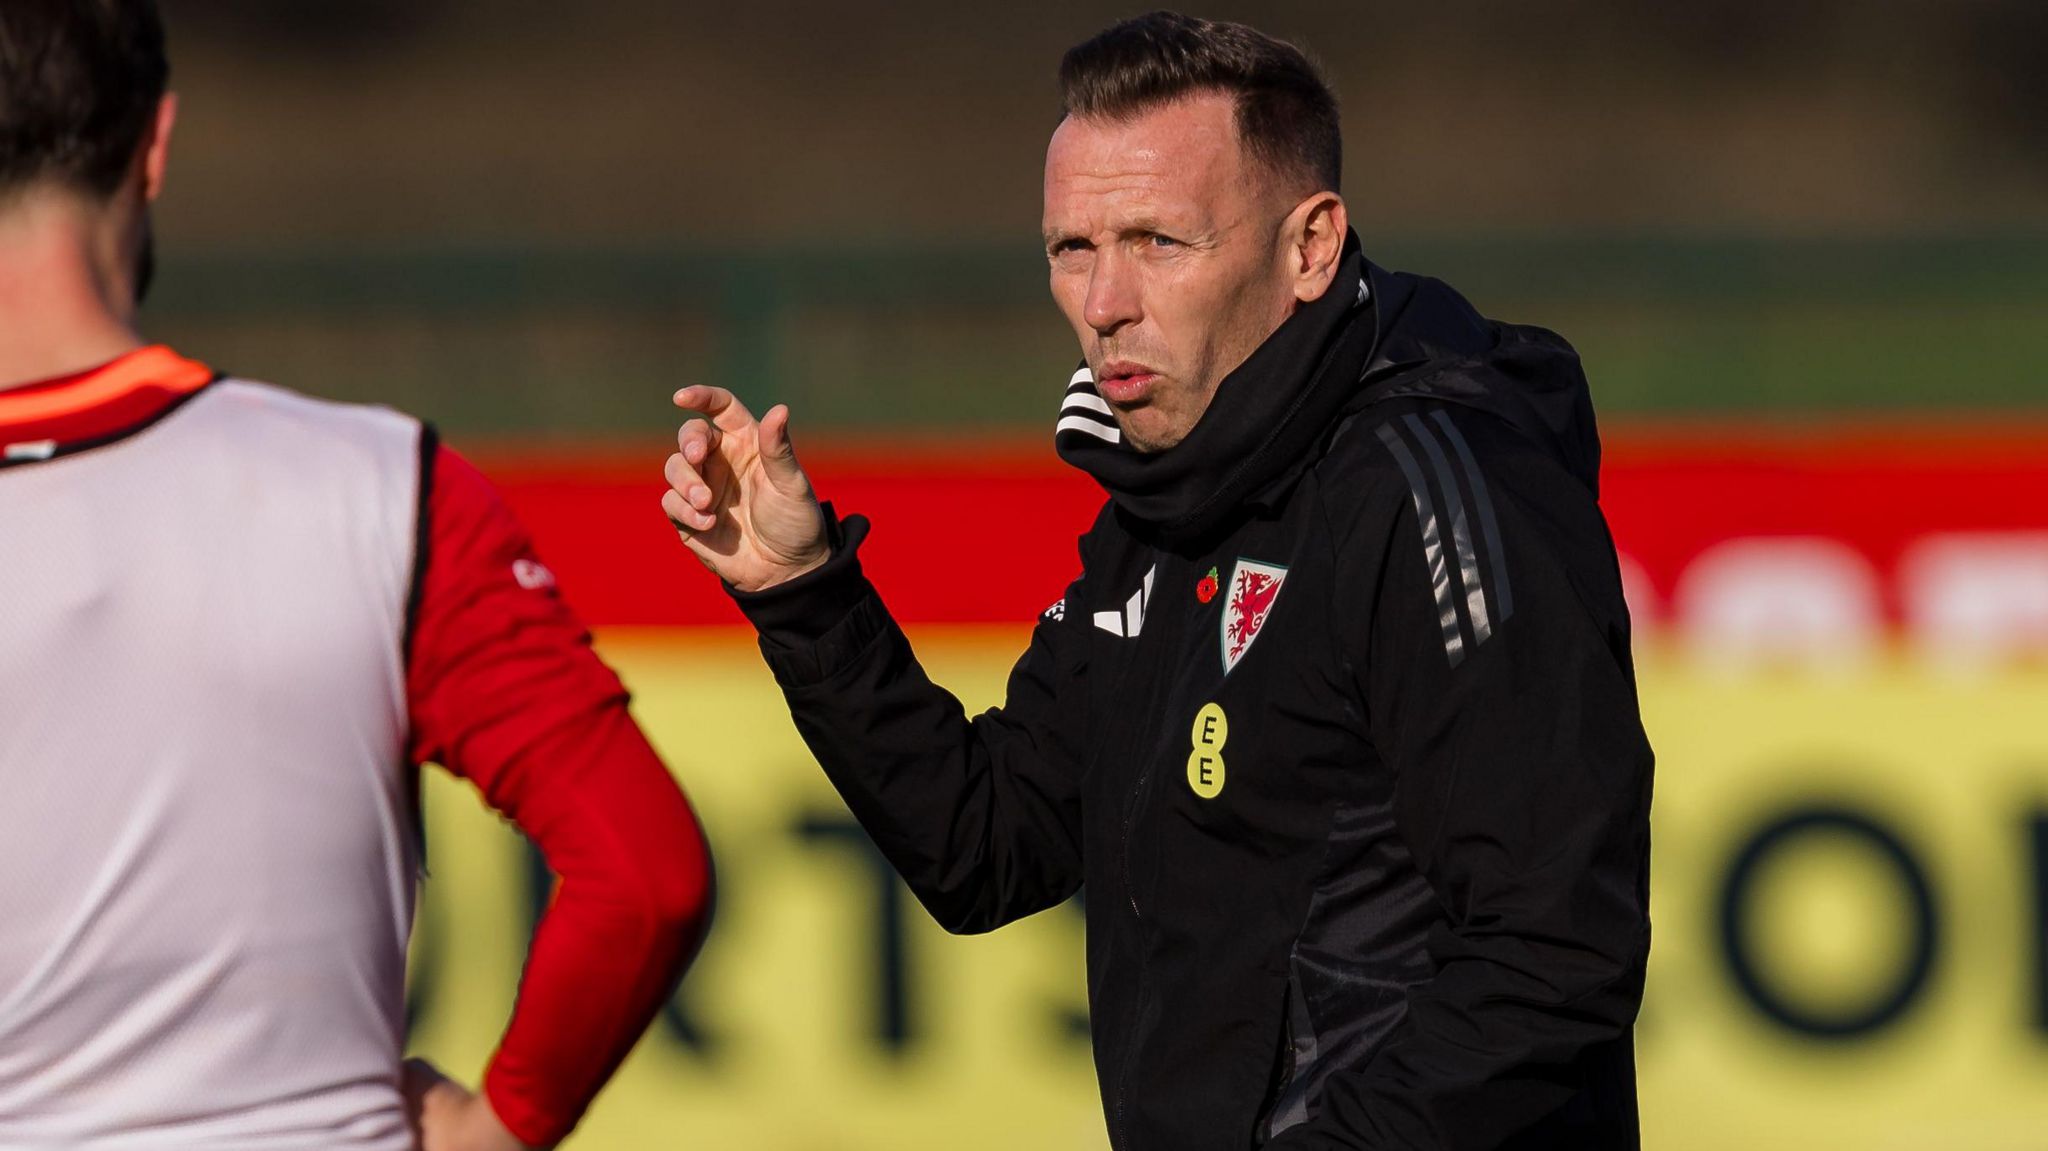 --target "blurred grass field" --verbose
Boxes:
[147,233,2048,440]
